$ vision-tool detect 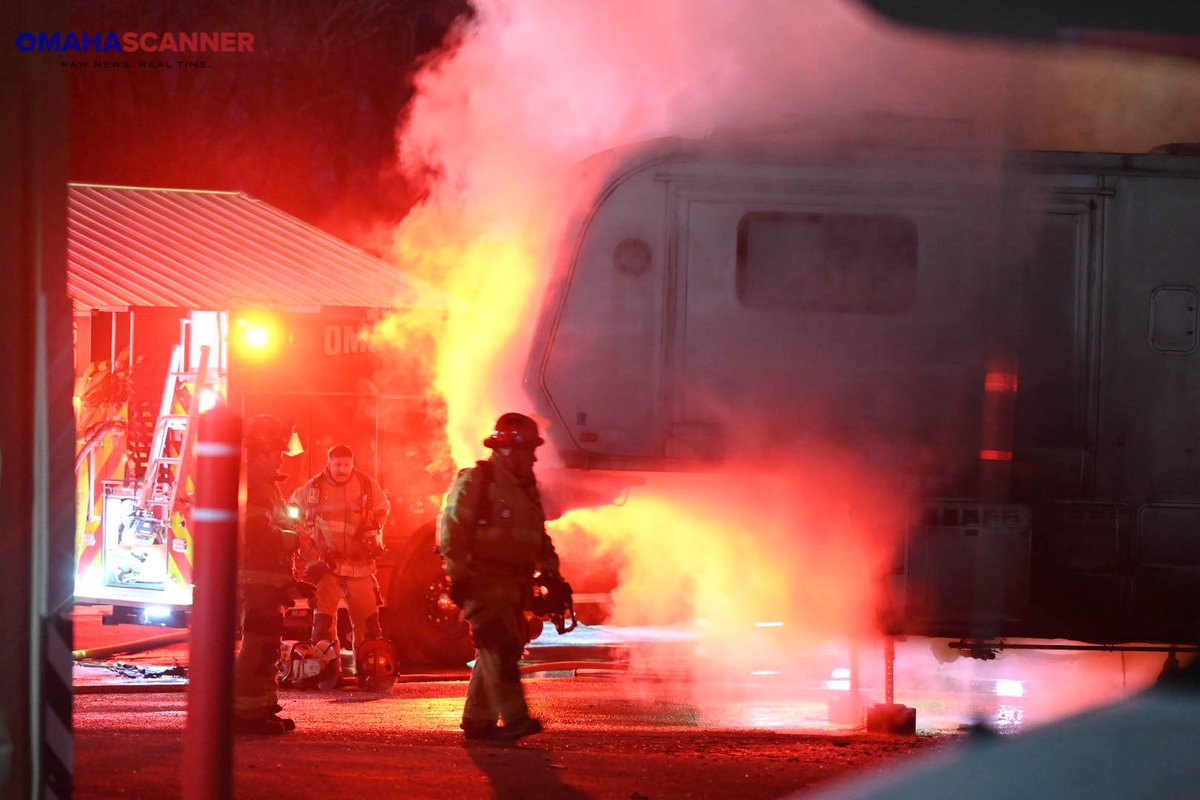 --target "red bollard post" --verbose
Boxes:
[183,408,242,800]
